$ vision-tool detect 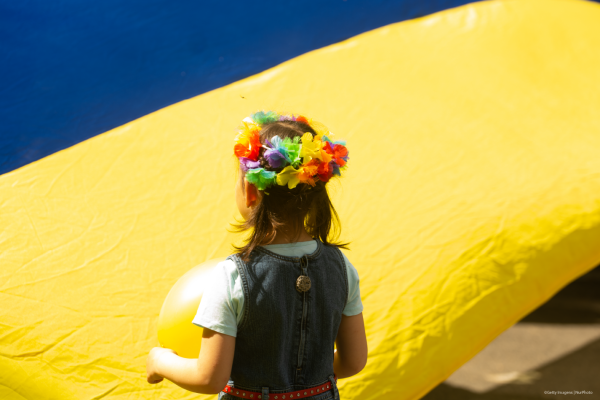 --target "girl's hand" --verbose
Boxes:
[143,329,235,393]
[146,347,177,384]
